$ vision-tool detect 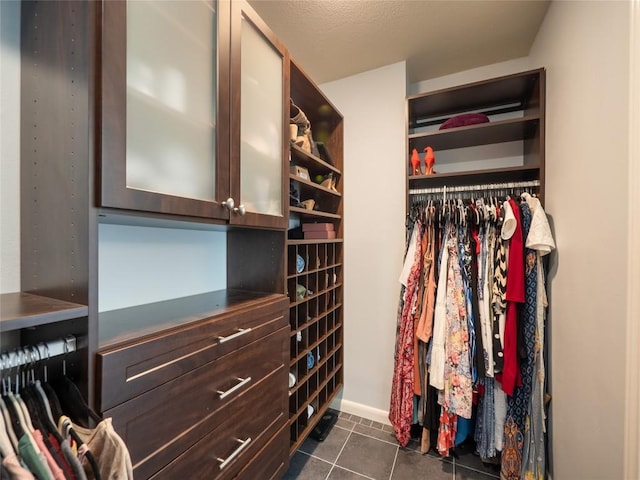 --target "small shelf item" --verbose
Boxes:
[410,148,421,176]
[296,254,306,273]
[423,146,435,175]
[291,165,310,181]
